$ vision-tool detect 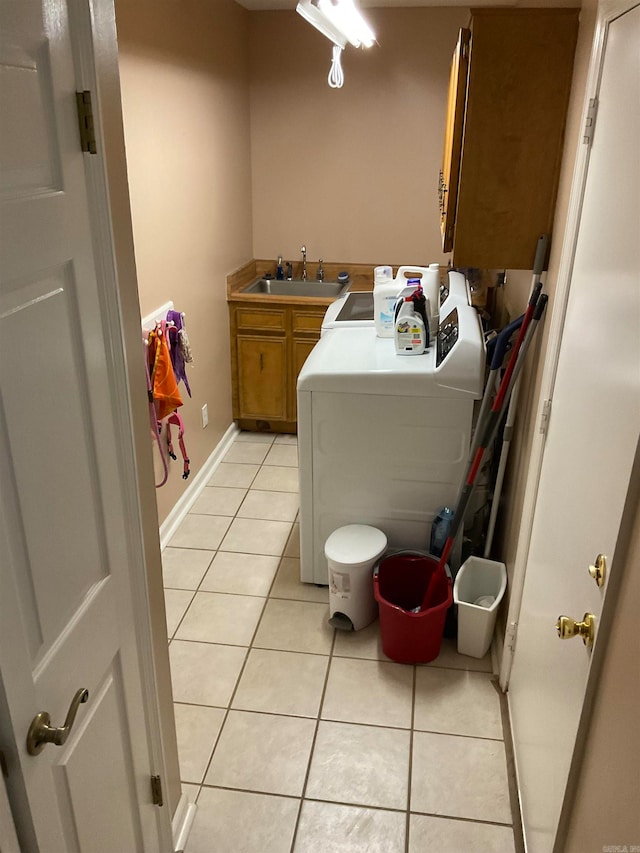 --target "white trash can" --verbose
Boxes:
[325,525,387,631]
[453,557,507,658]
